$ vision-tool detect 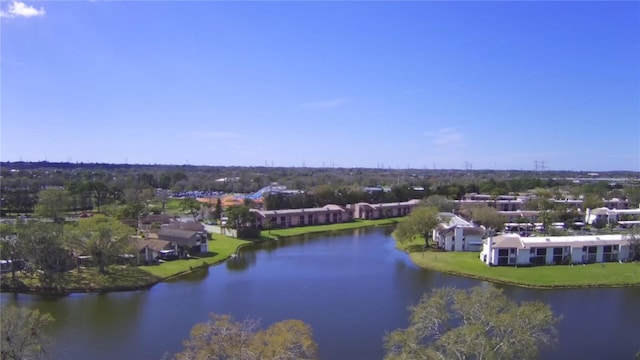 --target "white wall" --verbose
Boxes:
[516,249,530,265]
